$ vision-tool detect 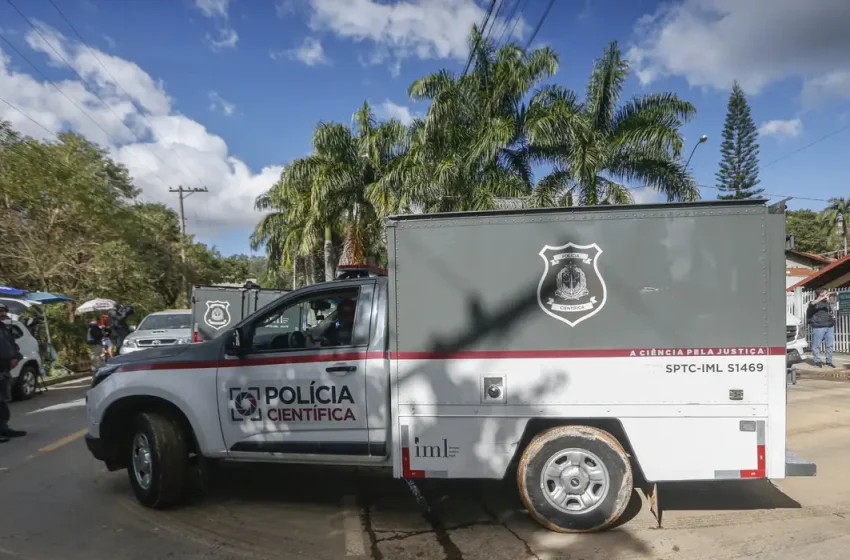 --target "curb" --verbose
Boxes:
[796,370,850,381]
[41,372,91,387]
